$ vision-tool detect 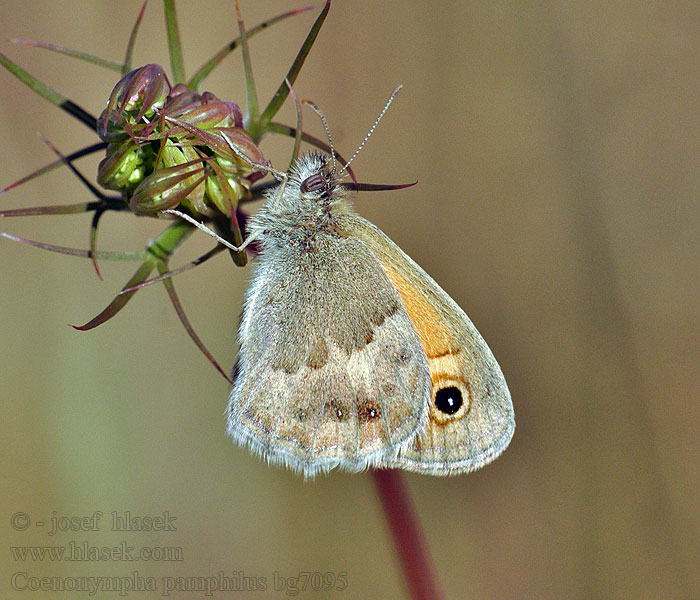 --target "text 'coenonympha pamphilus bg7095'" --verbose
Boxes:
[169,91,514,478]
